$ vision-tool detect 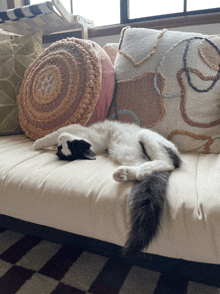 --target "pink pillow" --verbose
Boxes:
[103,43,118,65]
[17,38,114,140]
[87,42,115,125]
